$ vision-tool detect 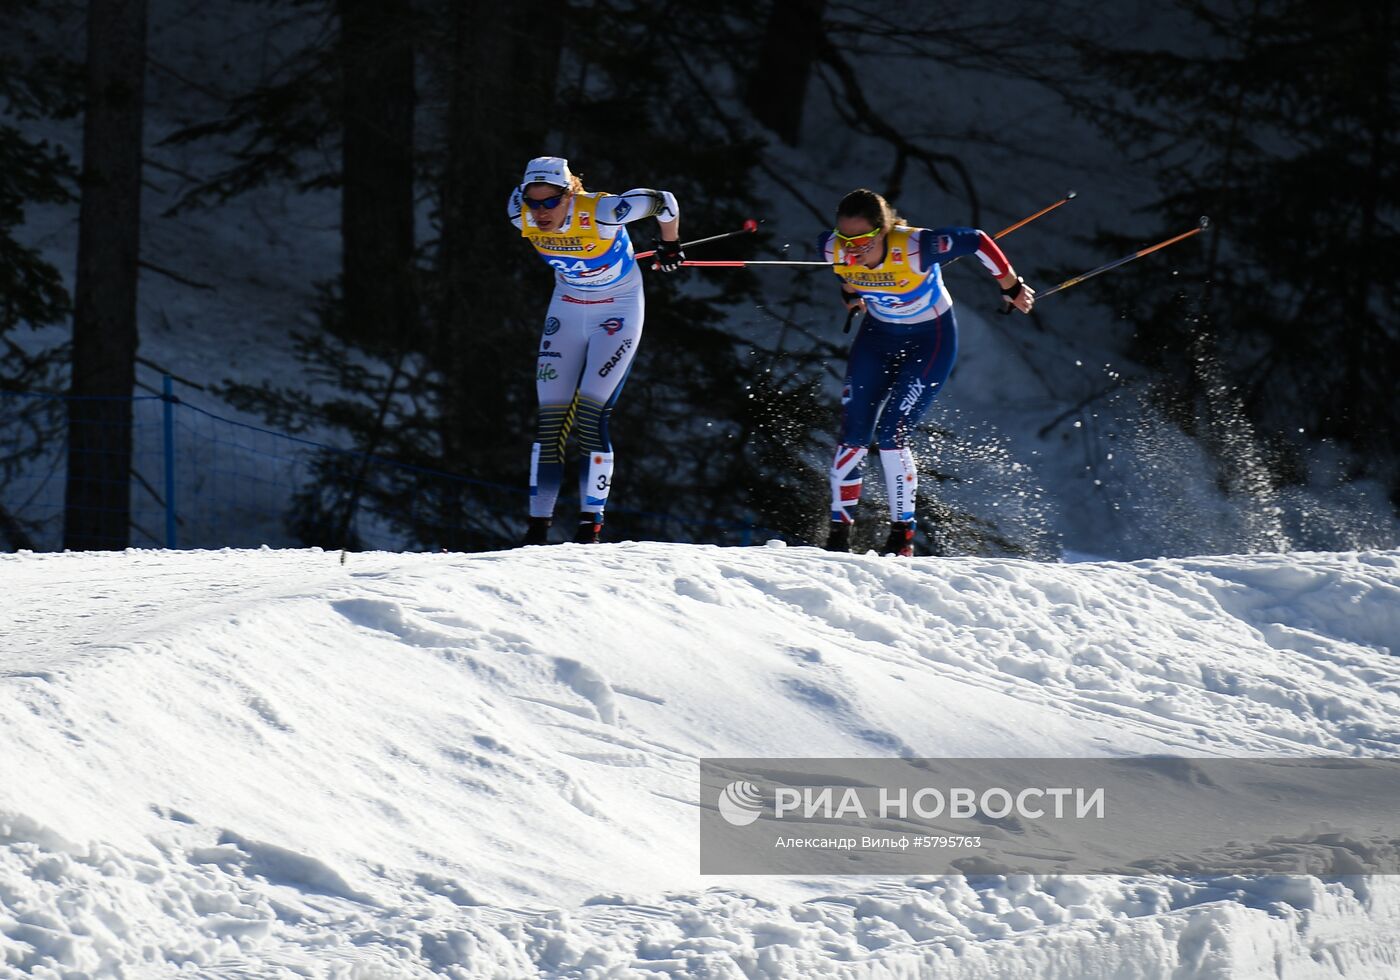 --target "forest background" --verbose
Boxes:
[1,0,1395,559]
